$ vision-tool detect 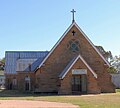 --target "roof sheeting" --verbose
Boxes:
[5,51,49,74]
